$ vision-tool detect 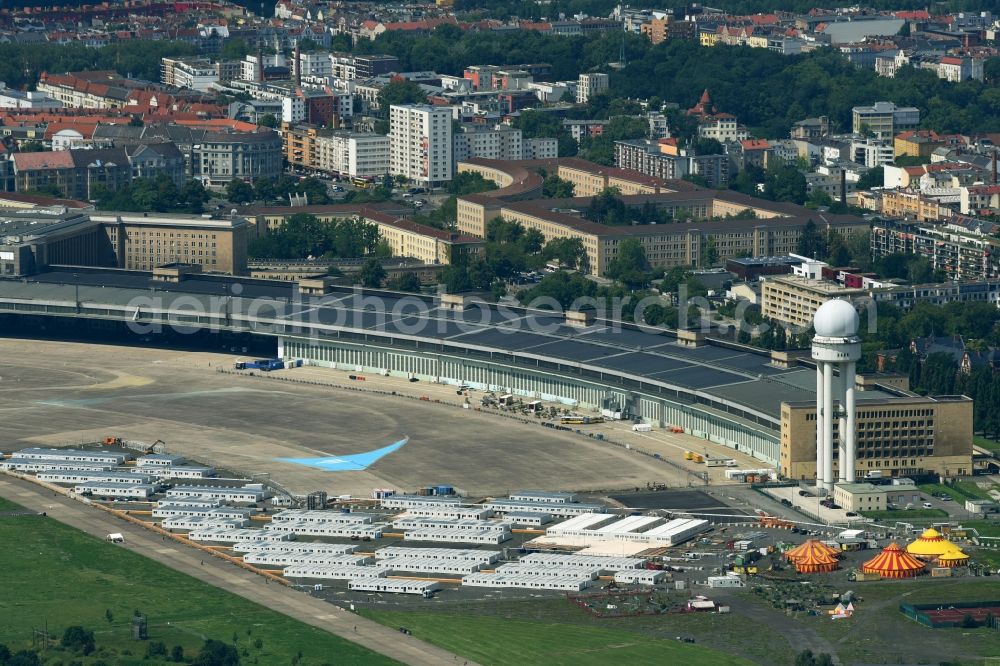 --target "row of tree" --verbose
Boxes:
[248,214,387,260]
[0,630,237,665]
[93,176,210,214]
[226,176,330,206]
